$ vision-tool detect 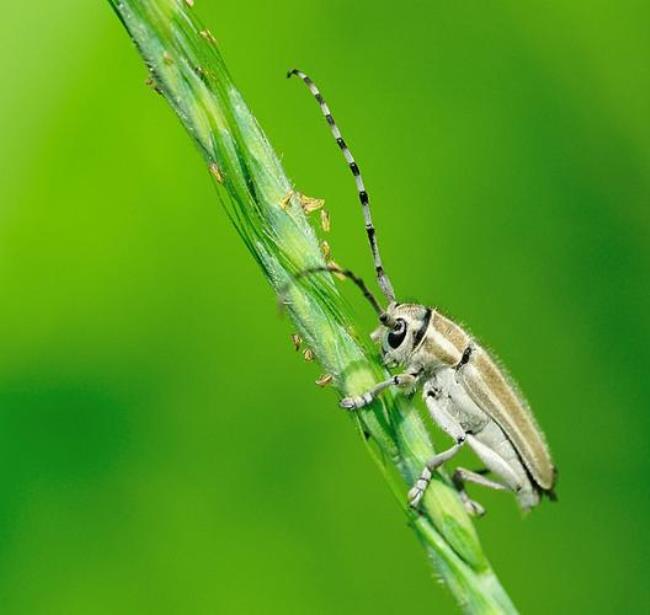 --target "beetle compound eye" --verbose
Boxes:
[388,319,407,349]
